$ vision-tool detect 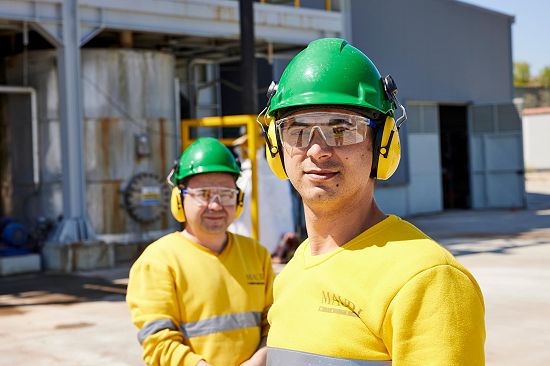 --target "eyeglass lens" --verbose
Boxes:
[277,113,374,148]
[184,188,237,206]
